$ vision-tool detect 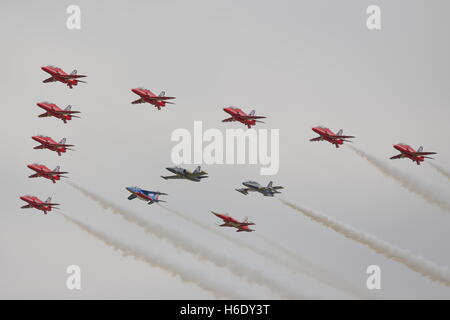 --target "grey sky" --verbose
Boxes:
[1,0,450,299]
